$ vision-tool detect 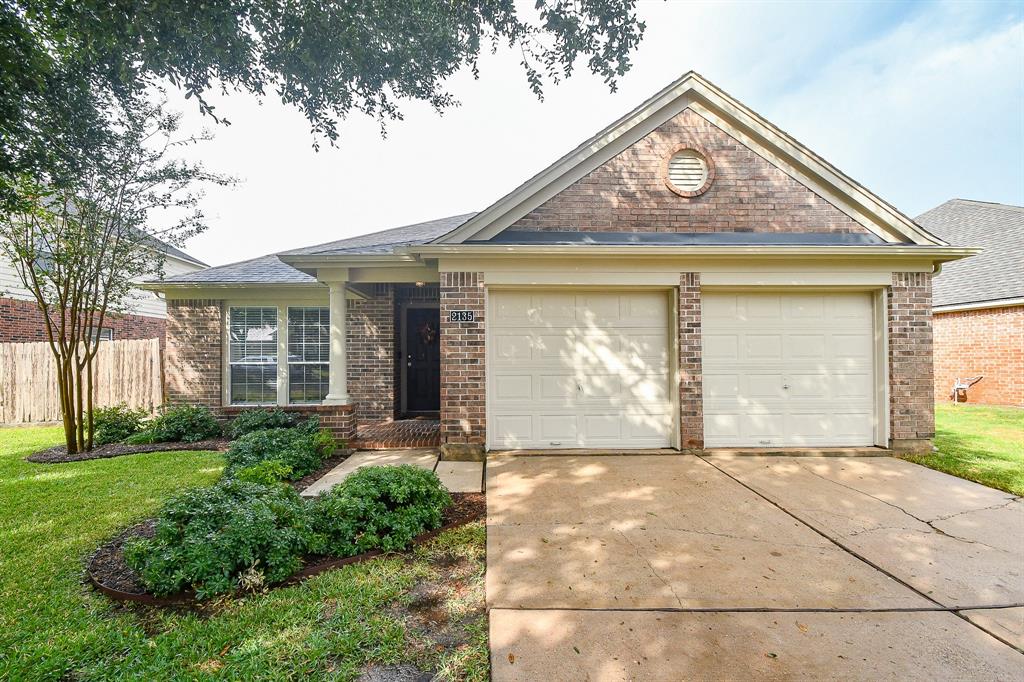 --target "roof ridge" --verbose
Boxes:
[280,211,478,256]
[950,198,1024,211]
